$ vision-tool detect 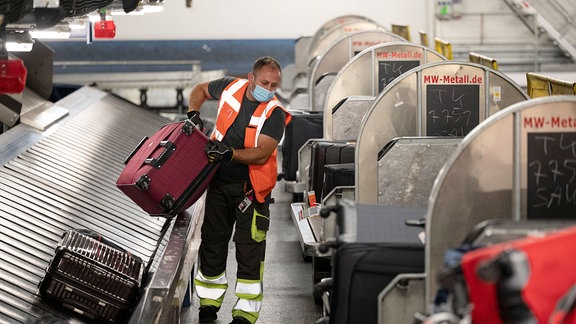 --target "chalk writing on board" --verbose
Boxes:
[378,60,419,92]
[426,84,480,136]
[527,132,576,219]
